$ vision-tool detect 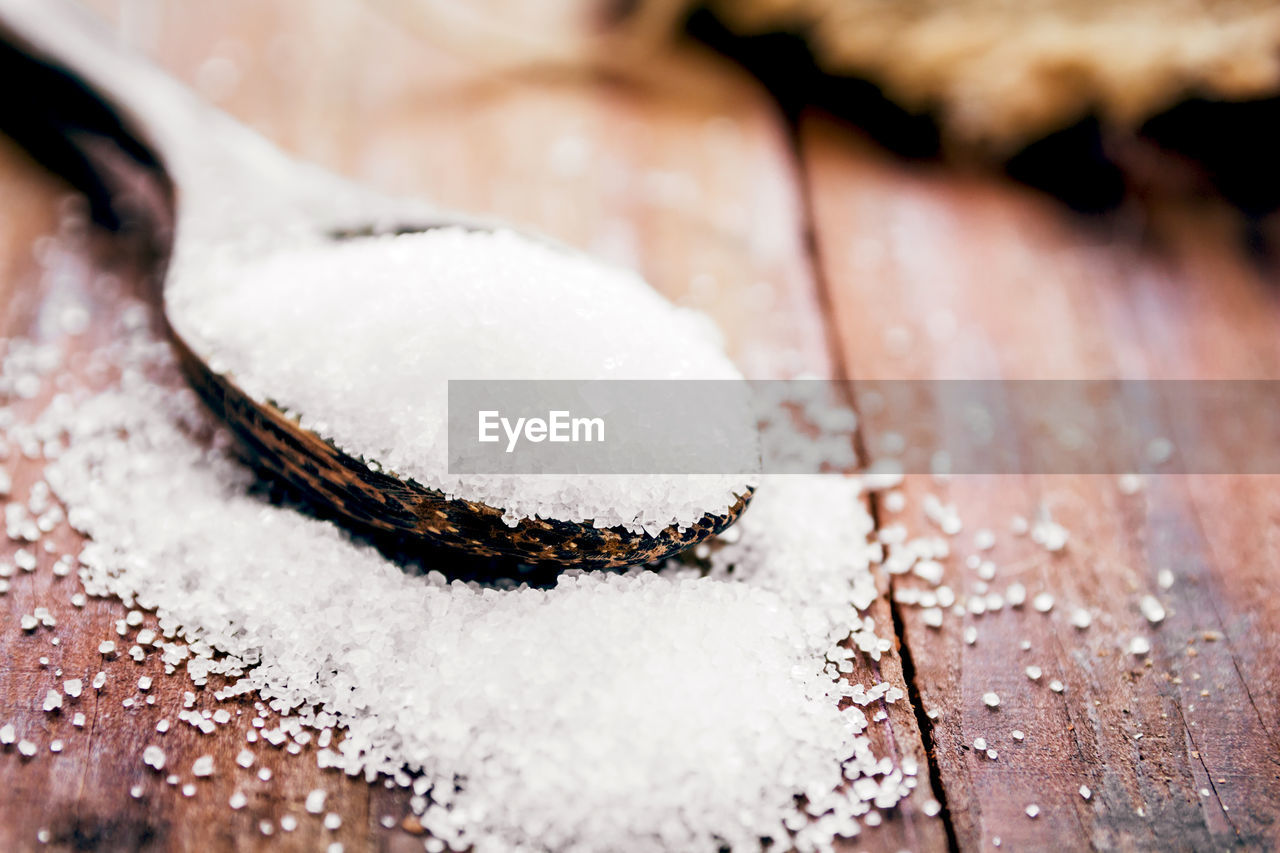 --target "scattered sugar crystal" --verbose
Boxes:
[1080,785,1092,800]
[97,641,115,655]
[142,745,166,770]
[305,790,327,815]
[130,785,143,799]
[42,690,62,712]
[257,767,272,781]
[193,755,215,777]
[18,740,37,757]
[964,626,977,645]
[20,615,38,631]
[170,229,753,533]
[138,676,152,692]
[922,608,944,628]
[986,749,997,760]
[1025,804,1040,818]
[1032,593,1054,613]
[1006,584,1026,607]
[973,737,987,750]
[1118,474,1143,494]
[973,529,995,551]
[1011,730,1025,741]
[73,713,86,727]
[92,672,105,690]
[1146,438,1174,465]
[1071,608,1092,629]
[1025,666,1042,681]
[156,719,170,733]
[236,749,254,768]
[0,724,15,744]
[922,799,941,817]
[1129,637,1152,656]
[63,679,82,698]
[49,740,63,753]
[1049,680,1065,693]
[1157,569,1175,590]
[1139,595,1166,624]
[1030,509,1068,551]
[323,813,342,830]
[983,692,1000,708]
[229,791,248,810]
[280,816,297,832]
